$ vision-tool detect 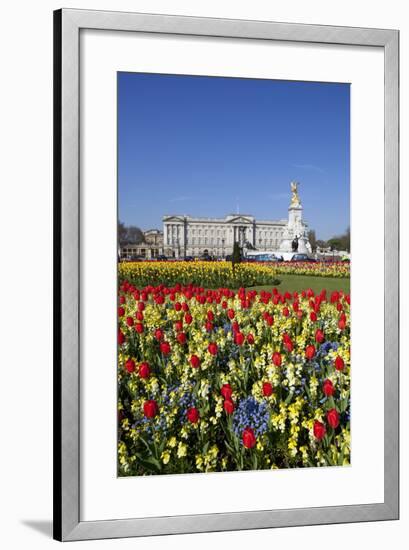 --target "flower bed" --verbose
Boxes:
[274,261,350,278]
[118,260,349,291]
[119,261,280,289]
[118,281,350,475]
